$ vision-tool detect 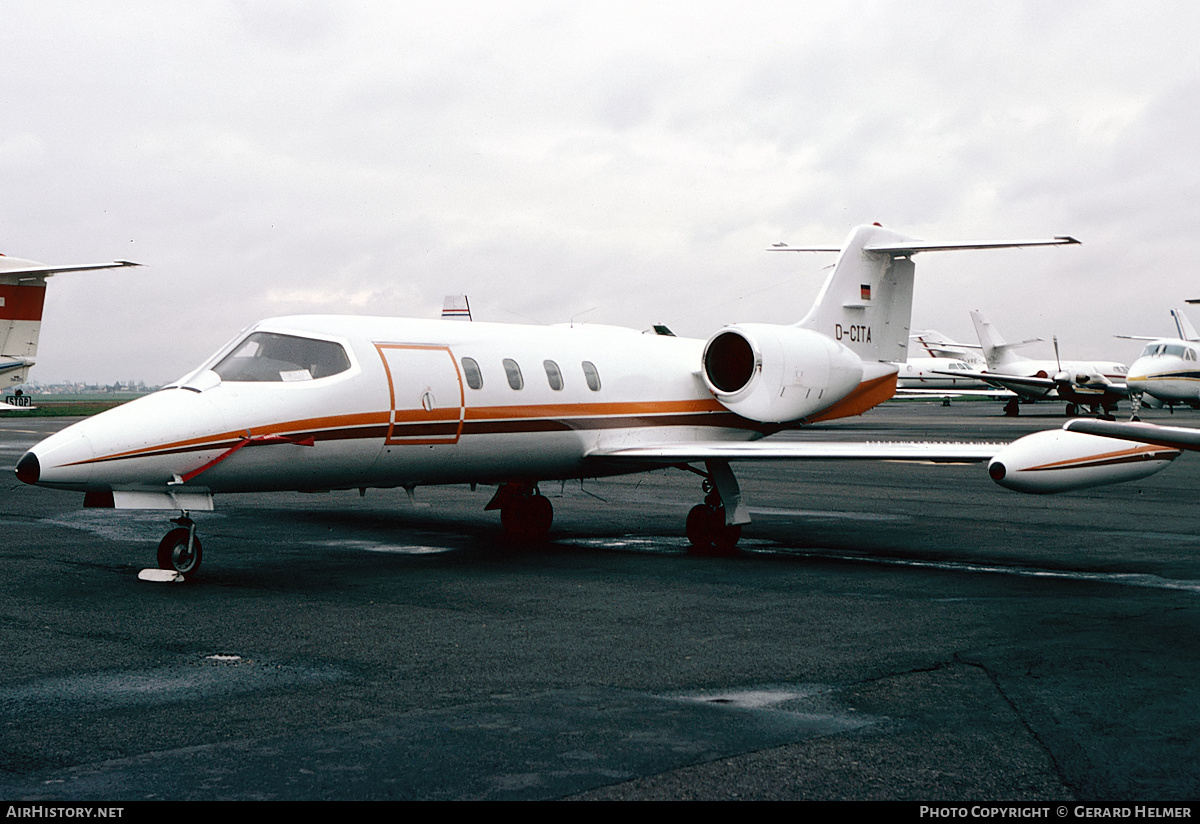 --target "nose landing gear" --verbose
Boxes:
[157,515,202,575]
